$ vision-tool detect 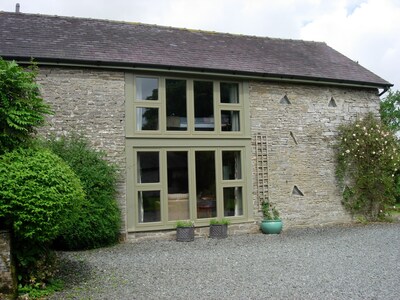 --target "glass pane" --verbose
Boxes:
[165,79,187,130]
[223,187,243,216]
[195,151,216,218]
[166,79,187,131]
[136,107,159,130]
[194,81,214,131]
[167,151,189,220]
[221,110,240,131]
[220,82,239,103]
[222,151,242,180]
[137,152,159,183]
[138,190,161,223]
[136,77,158,100]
